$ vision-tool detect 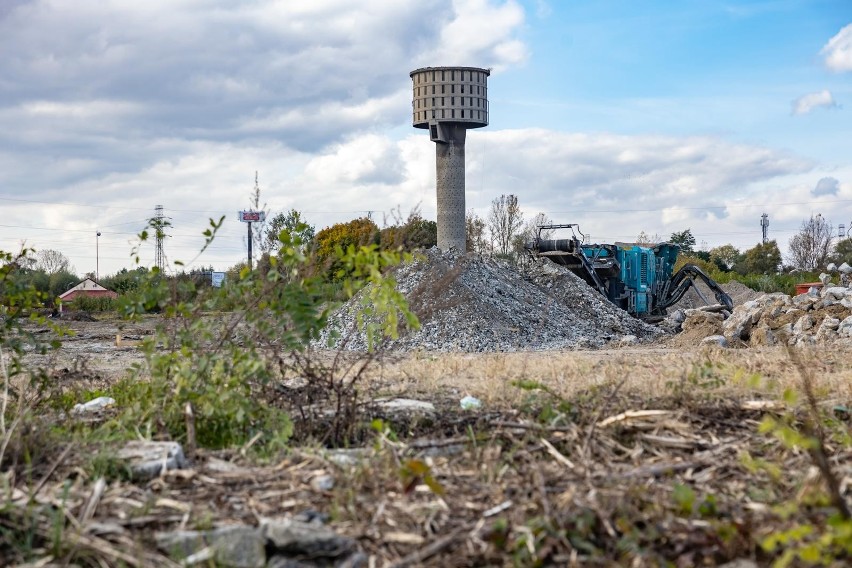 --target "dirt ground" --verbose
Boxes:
[5,314,852,567]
